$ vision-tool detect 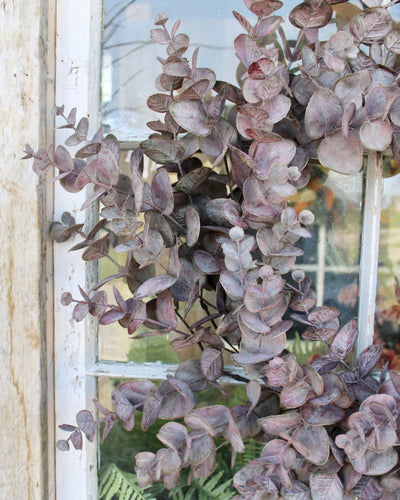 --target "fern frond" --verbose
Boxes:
[168,487,184,500]
[232,439,263,473]
[99,463,157,500]
[167,470,234,500]
[169,487,185,500]
[191,472,234,500]
[100,438,258,500]
[288,332,328,364]
[99,463,122,500]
